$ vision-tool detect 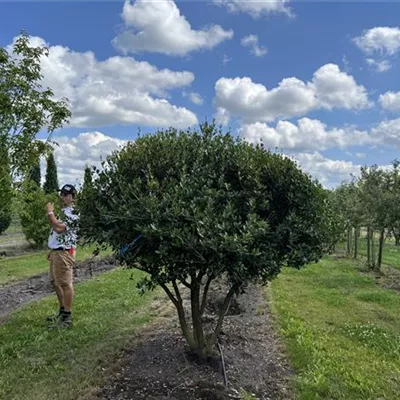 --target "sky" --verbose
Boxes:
[1,0,400,188]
